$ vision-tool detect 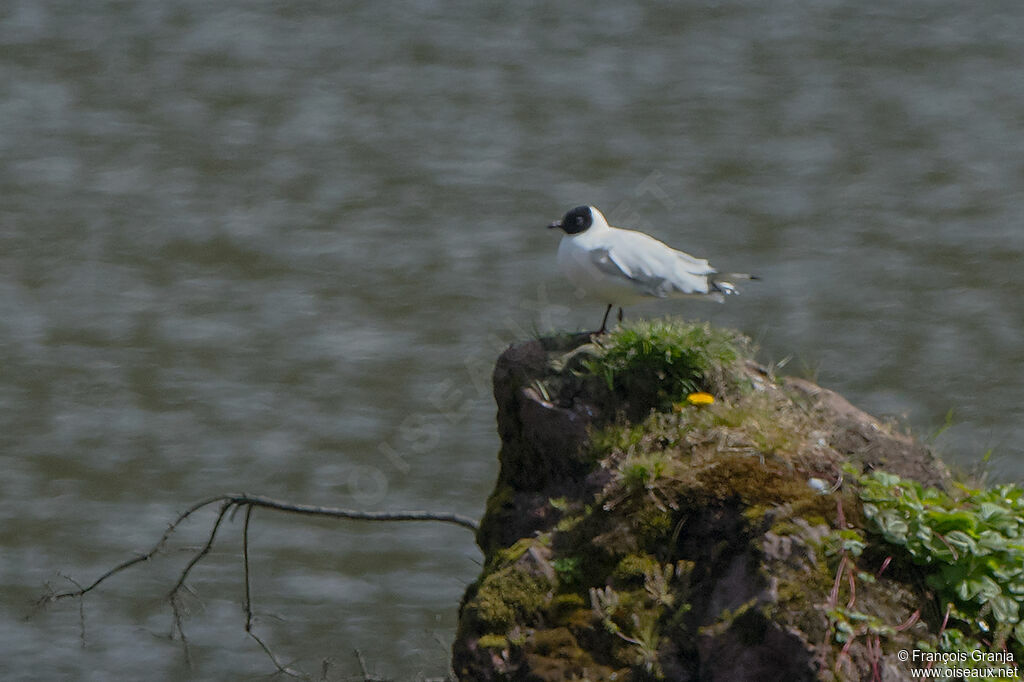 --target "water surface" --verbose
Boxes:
[3,1,1024,679]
